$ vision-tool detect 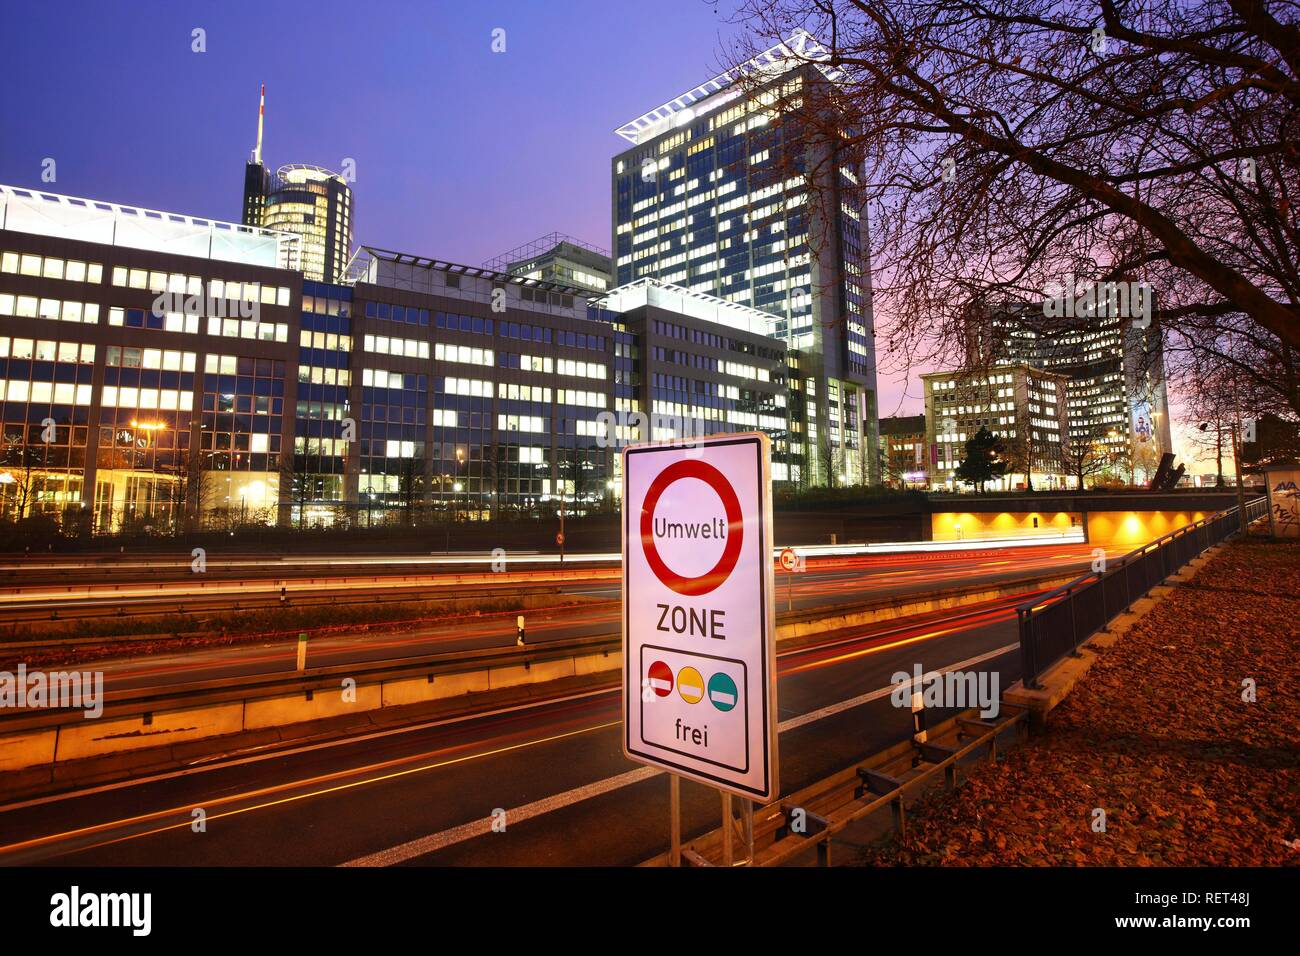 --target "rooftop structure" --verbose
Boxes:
[0,182,296,270]
[614,29,842,145]
[595,277,777,337]
[483,232,609,273]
